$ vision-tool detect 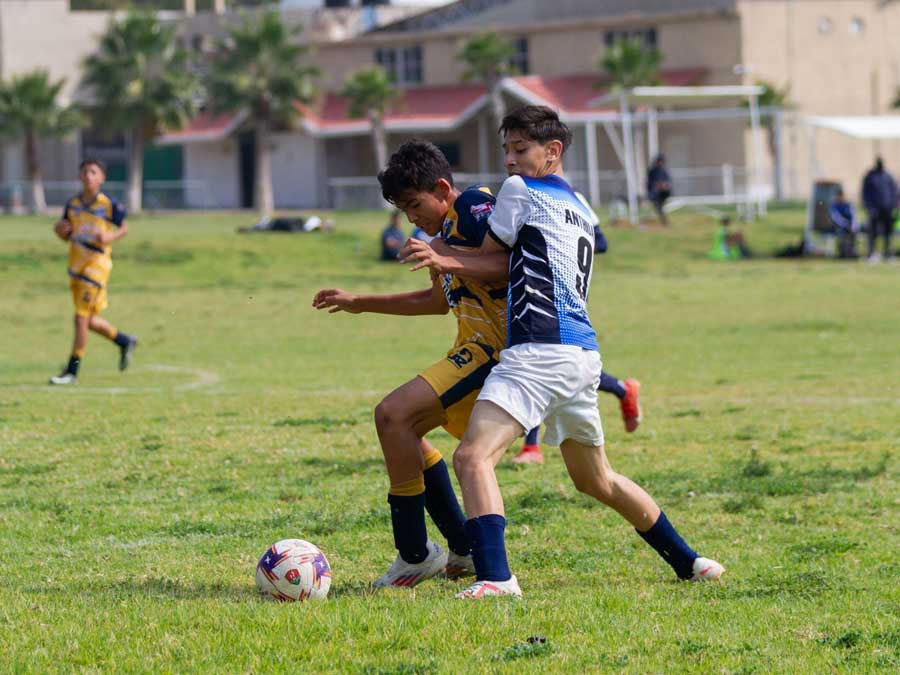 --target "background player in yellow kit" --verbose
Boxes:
[50,158,138,385]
